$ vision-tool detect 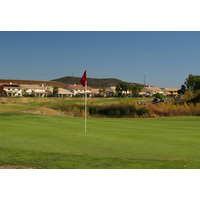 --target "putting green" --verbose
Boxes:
[0,113,200,168]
